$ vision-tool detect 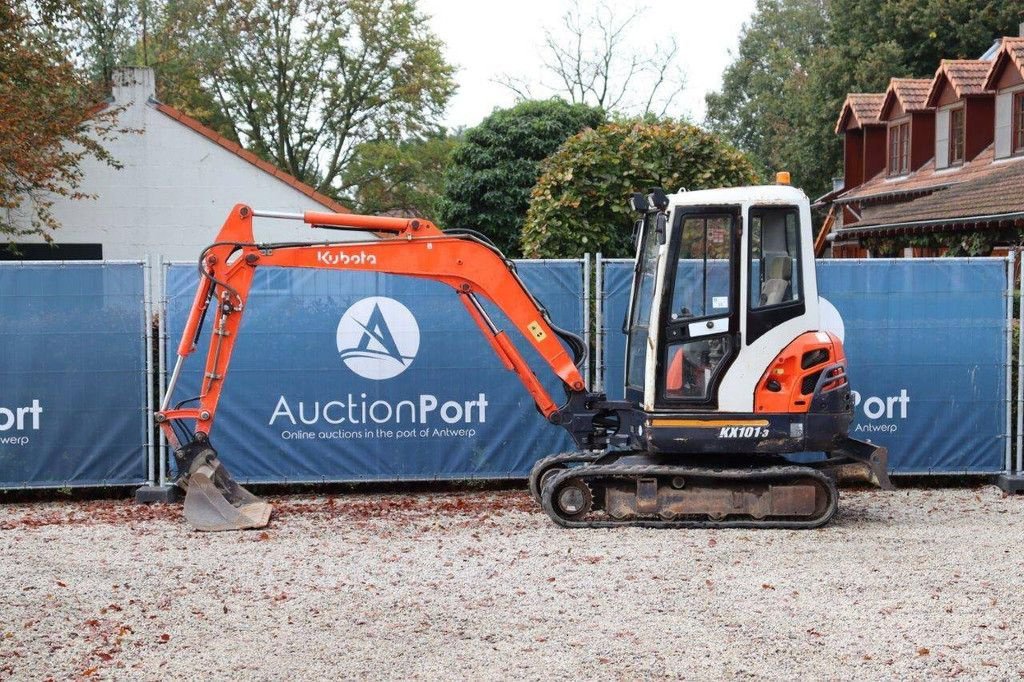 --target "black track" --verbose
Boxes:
[527,451,604,505]
[539,463,839,529]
